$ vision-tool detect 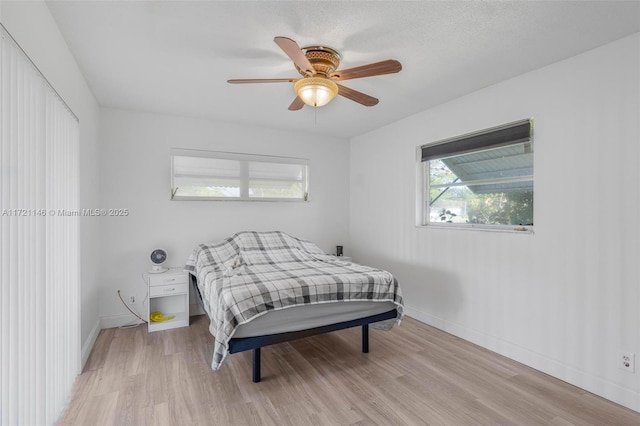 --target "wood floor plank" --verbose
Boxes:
[57,315,640,425]
[59,391,119,426]
[150,402,171,426]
